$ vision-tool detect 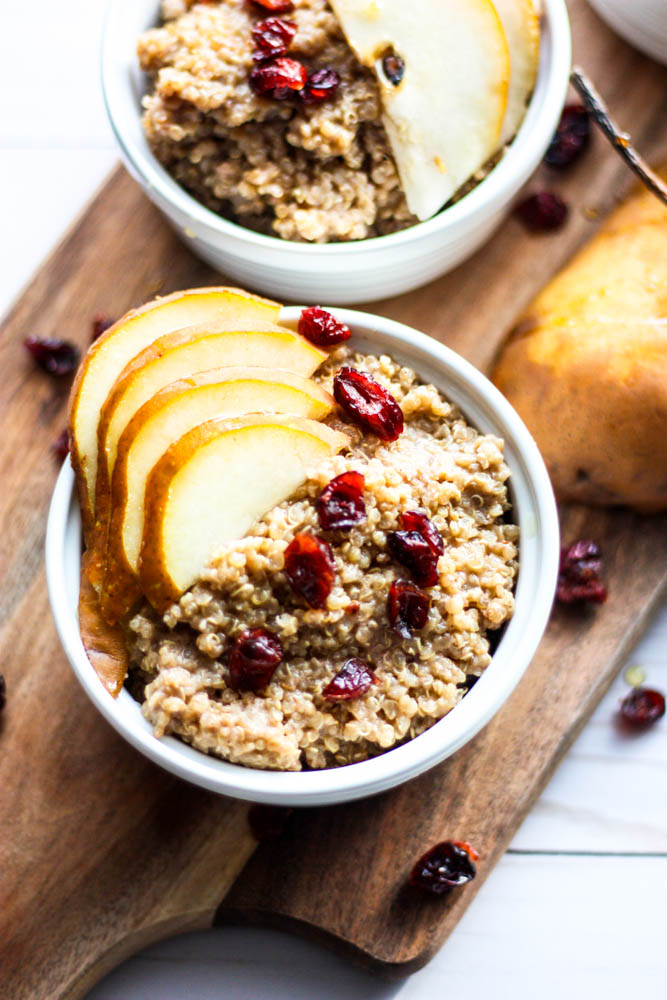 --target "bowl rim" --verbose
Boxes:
[101,0,572,257]
[46,307,559,806]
